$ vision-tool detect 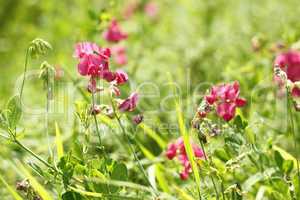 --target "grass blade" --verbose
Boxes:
[16,161,53,200]
[176,103,202,198]
[139,123,166,149]
[55,121,64,160]
[0,174,23,200]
